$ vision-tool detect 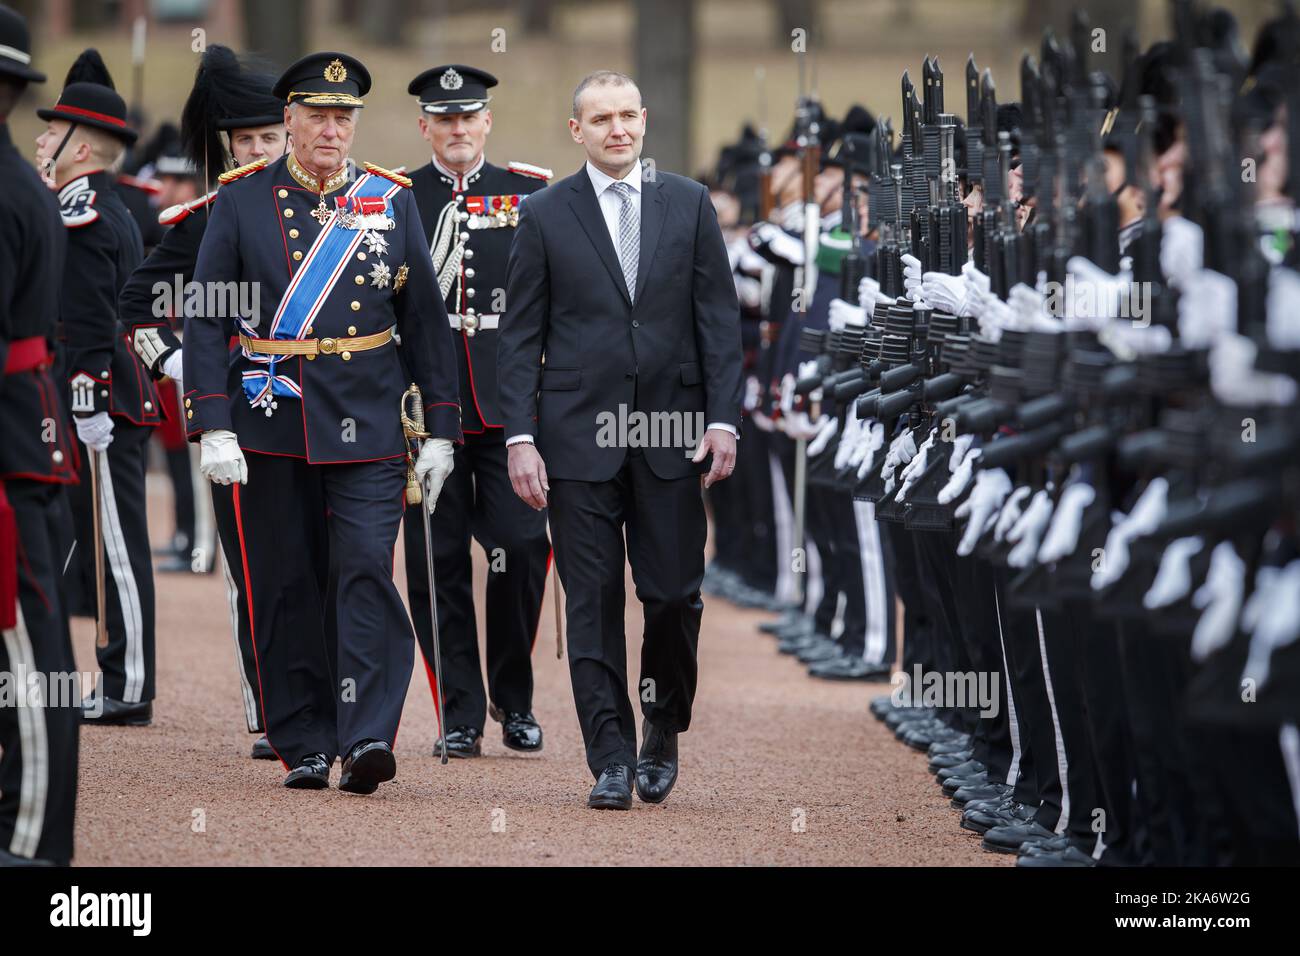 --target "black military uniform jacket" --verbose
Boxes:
[0,123,75,484]
[408,155,548,433]
[59,169,160,428]
[184,155,463,463]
